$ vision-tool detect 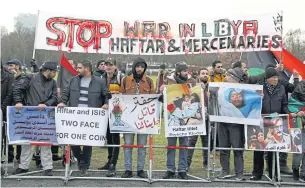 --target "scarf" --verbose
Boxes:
[266,83,276,95]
